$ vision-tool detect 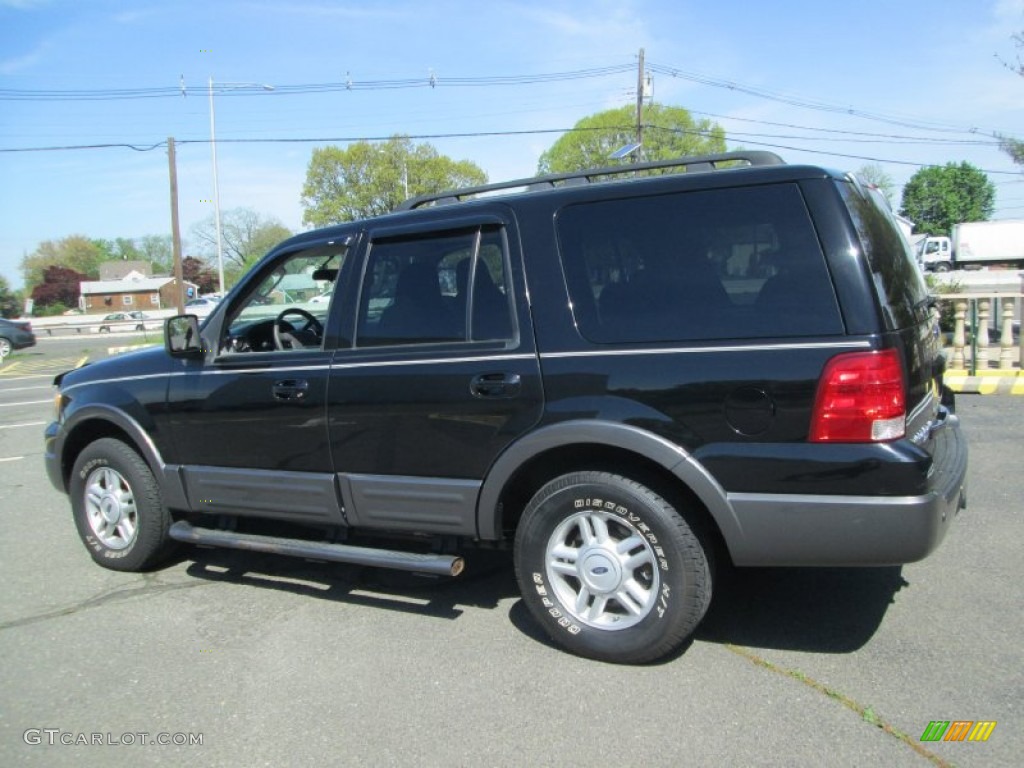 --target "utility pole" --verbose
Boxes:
[167,137,186,314]
[634,47,645,163]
